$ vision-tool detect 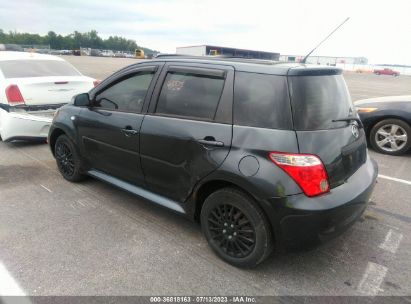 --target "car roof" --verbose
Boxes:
[0,51,64,62]
[148,56,342,76]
